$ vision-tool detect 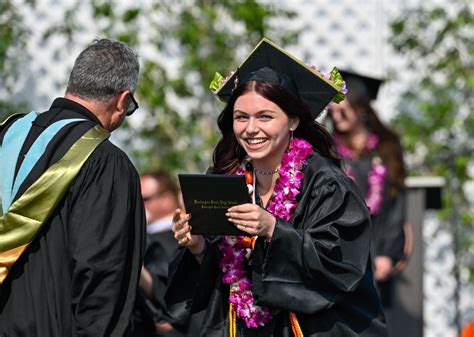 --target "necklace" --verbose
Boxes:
[219,137,314,328]
[253,165,280,175]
